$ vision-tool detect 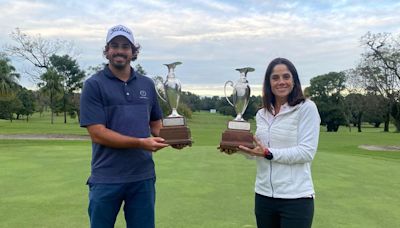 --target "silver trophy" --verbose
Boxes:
[224,67,254,130]
[154,62,192,146]
[155,62,184,126]
[219,67,255,151]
